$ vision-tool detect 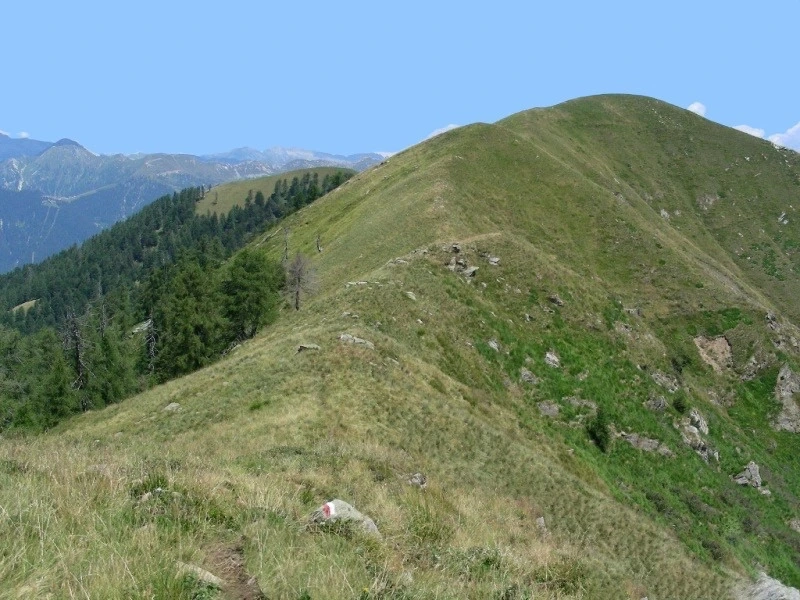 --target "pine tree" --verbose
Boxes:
[222,248,284,340]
